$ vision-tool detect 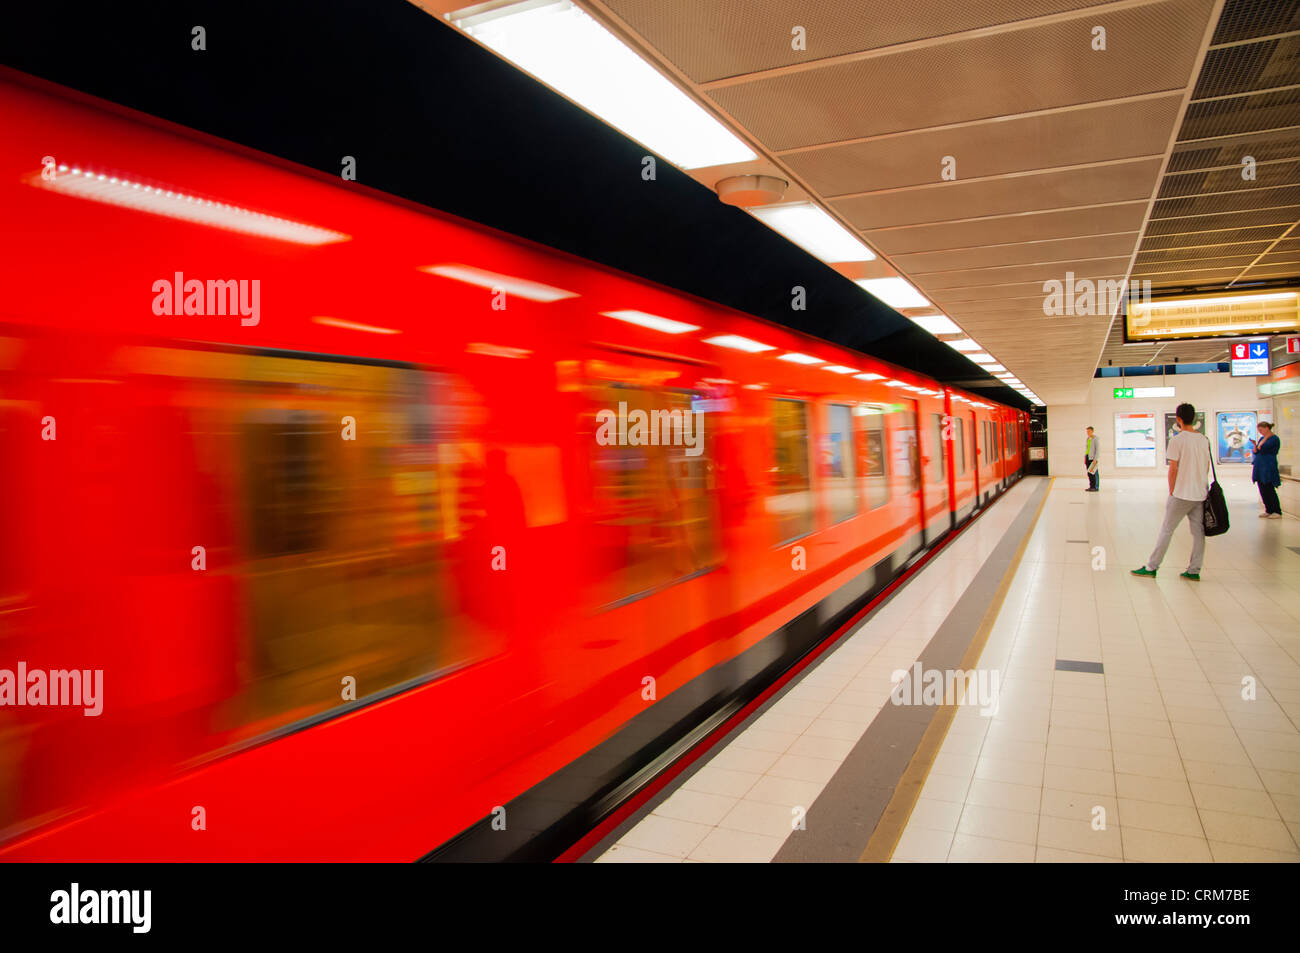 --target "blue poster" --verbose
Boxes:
[1216,411,1256,463]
